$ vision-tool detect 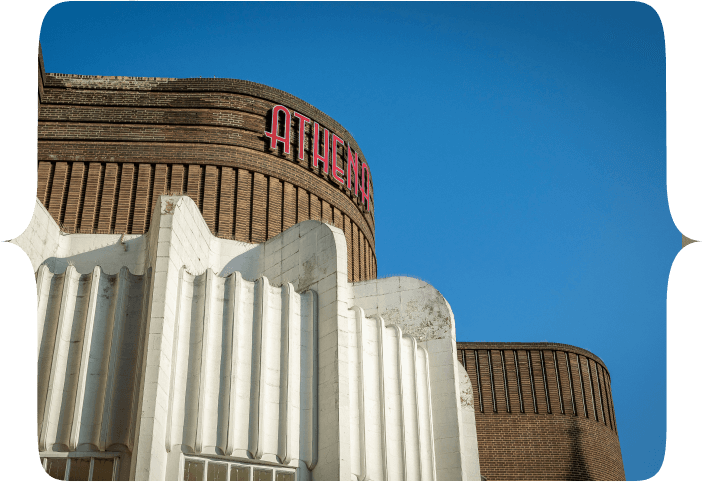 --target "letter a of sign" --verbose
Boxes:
[265,105,291,154]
